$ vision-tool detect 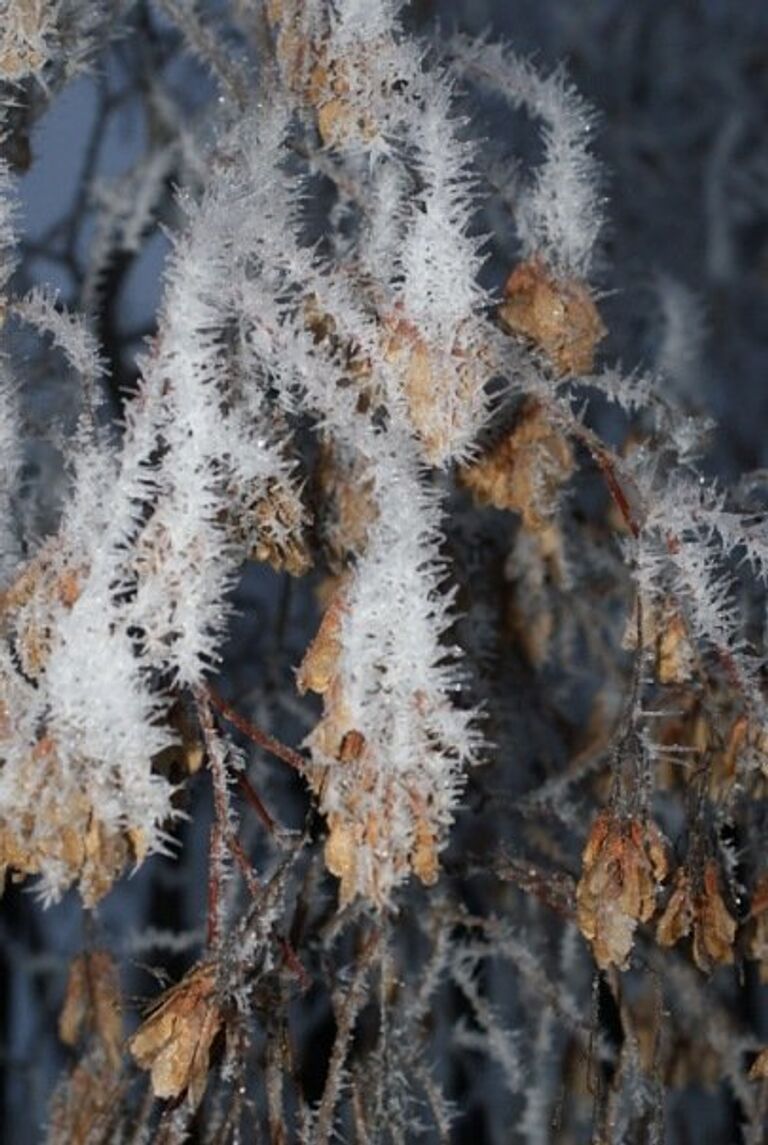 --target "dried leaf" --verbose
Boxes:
[576,811,669,969]
[656,607,695,685]
[656,868,695,949]
[0,738,139,906]
[59,950,123,1070]
[694,860,736,970]
[498,258,605,375]
[0,0,49,81]
[459,401,573,530]
[325,814,359,905]
[296,592,345,696]
[129,962,222,1108]
[656,860,736,972]
[47,1050,122,1145]
[381,315,482,465]
[748,1048,768,1081]
[230,474,312,577]
[315,442,378,569]
[307,51,377,146]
